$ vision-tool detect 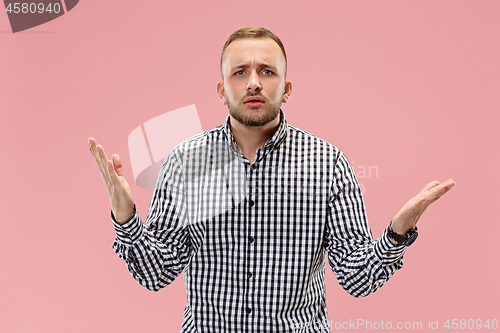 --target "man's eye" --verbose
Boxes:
[235,70,245,76]
[262,70,273,75]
